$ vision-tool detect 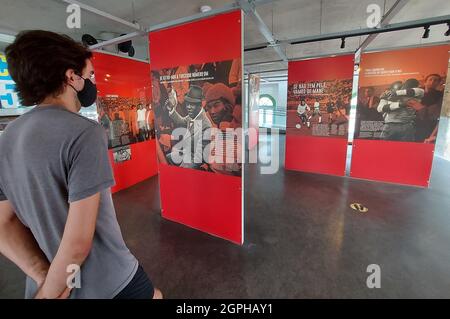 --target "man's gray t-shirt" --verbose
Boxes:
[0,105,138,298]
